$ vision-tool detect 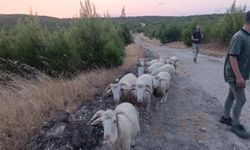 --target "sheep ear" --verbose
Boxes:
[87,110,104,125]
[154,76,160,80]
[114,78,120,83]
[115,110,125,116]
[145,85,151,92]
[120,83,126,88]
[137,60,140,66]
[160,78,168,81]
[131,84,136,90]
